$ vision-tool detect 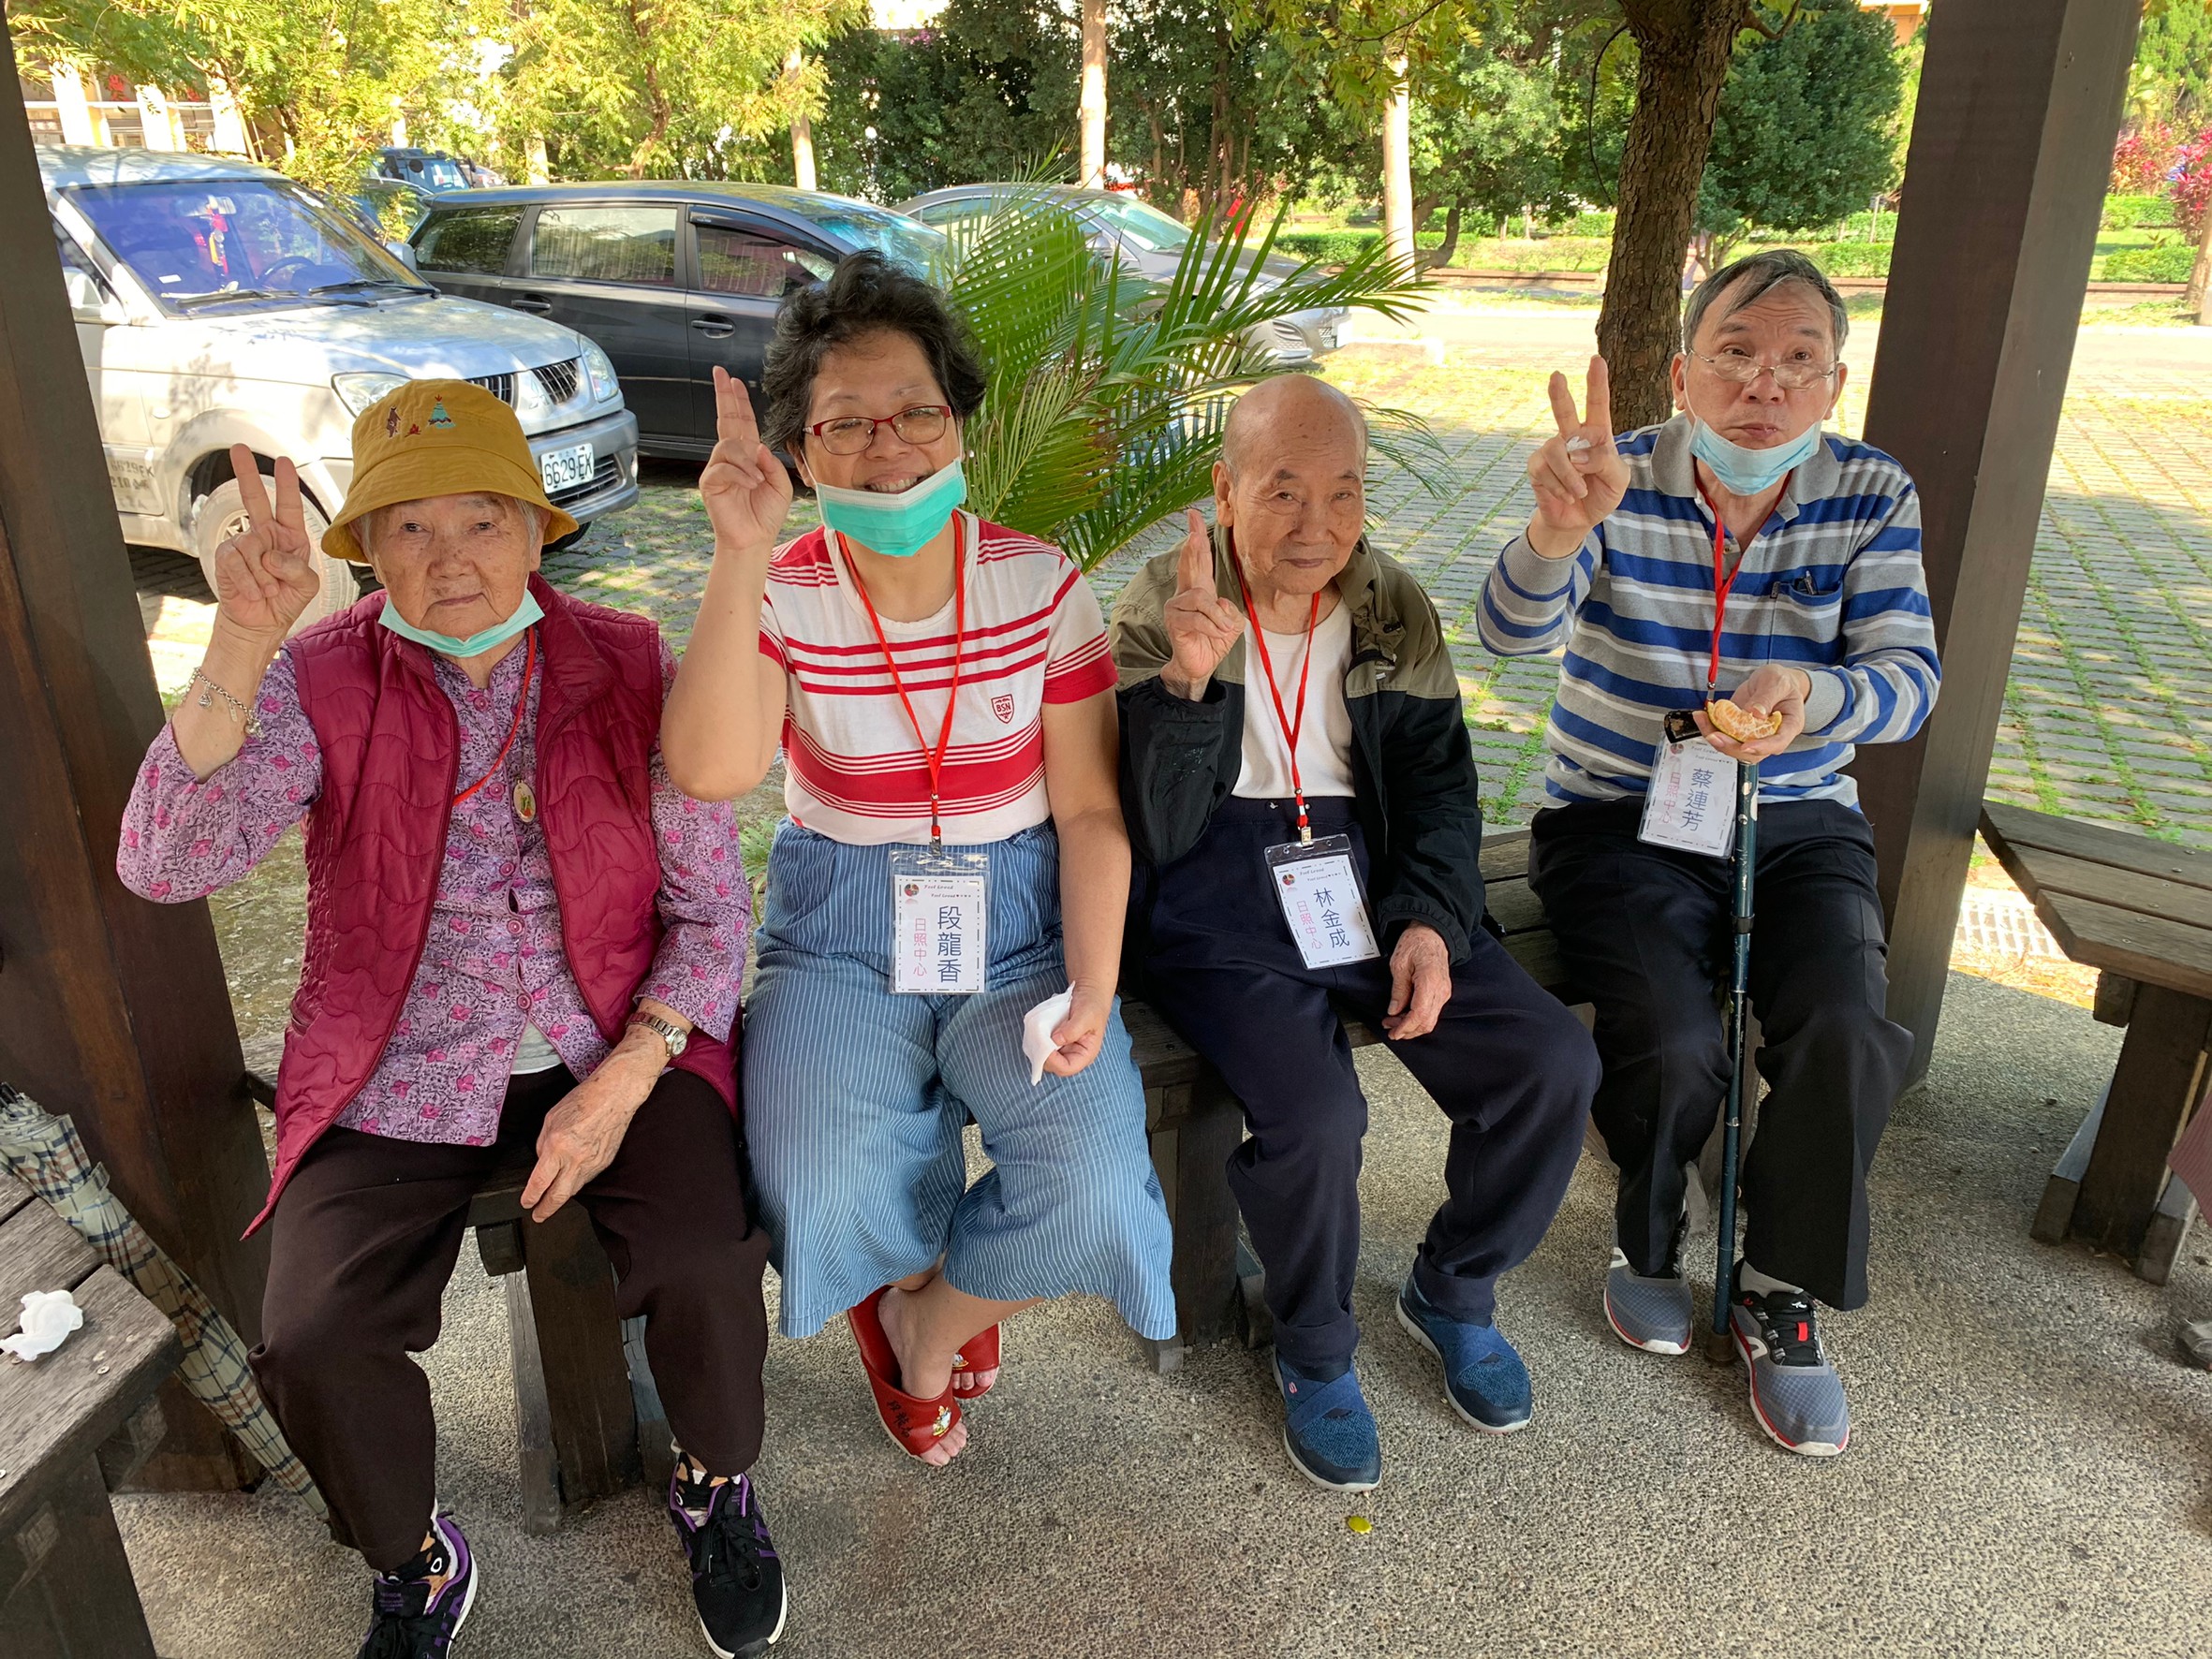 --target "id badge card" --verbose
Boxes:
[1639,709,1739,859]
[1265,834,1383,969]
[890,845,988,994]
